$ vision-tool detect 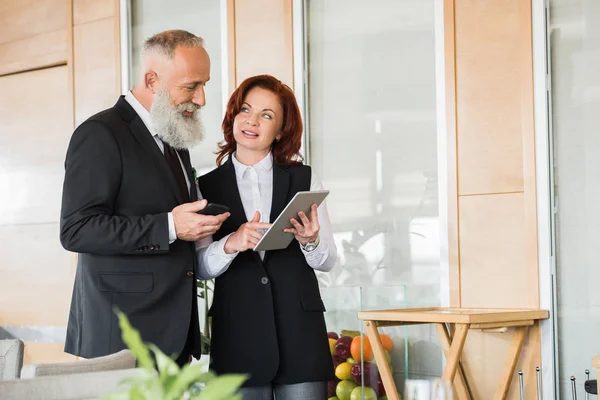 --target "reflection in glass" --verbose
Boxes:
[549,0,600,396]
[307,0,441,390]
